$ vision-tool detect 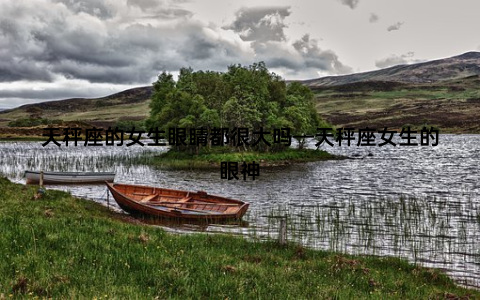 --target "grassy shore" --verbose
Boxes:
[0,177,478,298]
[149,148,340,169]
